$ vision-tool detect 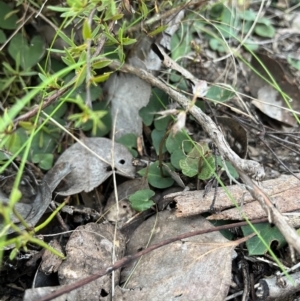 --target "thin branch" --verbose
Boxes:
[108,60,265,180]
[13,87,69,124]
